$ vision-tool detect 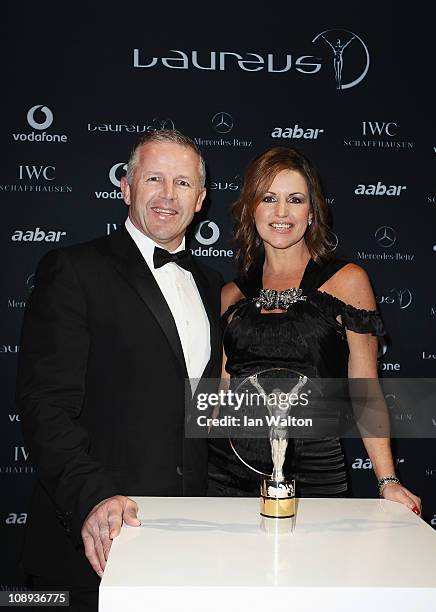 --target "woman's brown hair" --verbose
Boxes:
[233,146,333,274]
